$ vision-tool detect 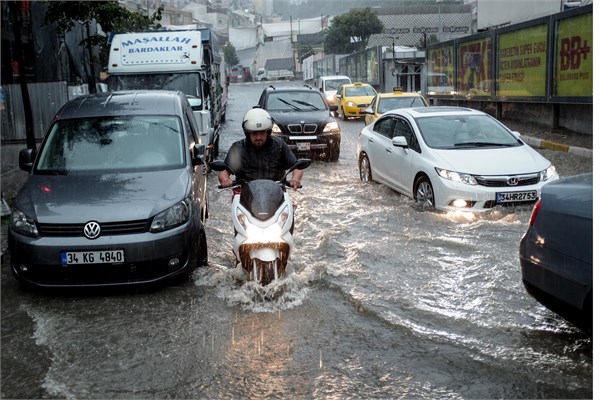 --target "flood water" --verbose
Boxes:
[1,82,592,399]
